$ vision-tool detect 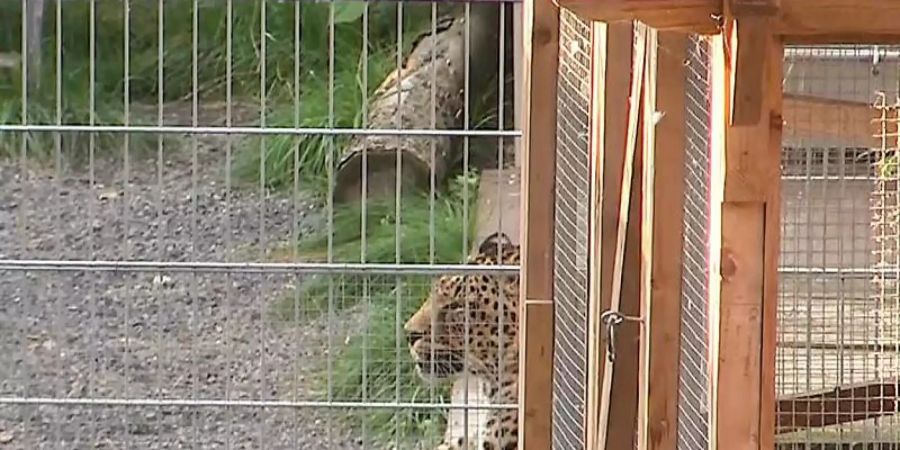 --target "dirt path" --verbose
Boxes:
[0,140,367,449]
